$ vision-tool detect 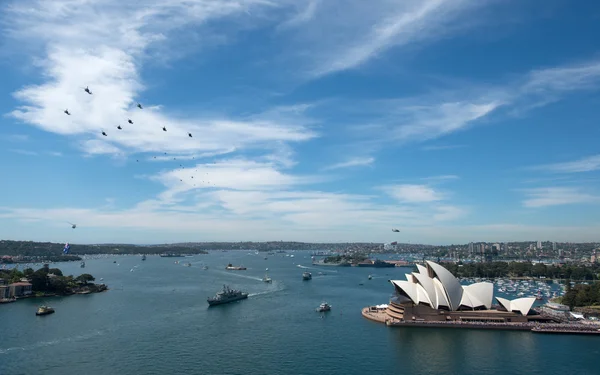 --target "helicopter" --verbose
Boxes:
[128,119,133,124]
[137,103,143,109]
[188,132,193,138]
[117,125,122,130]
[101,131,107,136]
[162,126,167,132]
[392,229,400,232]
[64,109,71,115]
[84,86,92,95]
[68,222,77,229]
